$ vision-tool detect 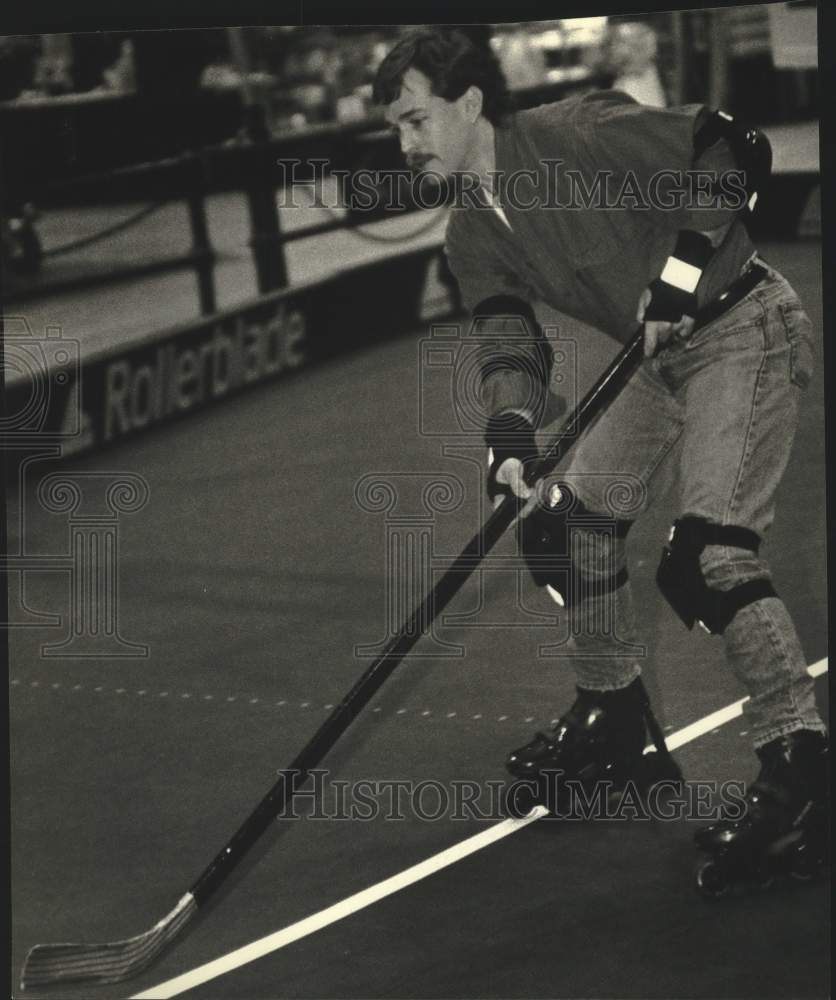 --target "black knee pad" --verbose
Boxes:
[519,482,632,607]
[656,516,777,634]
